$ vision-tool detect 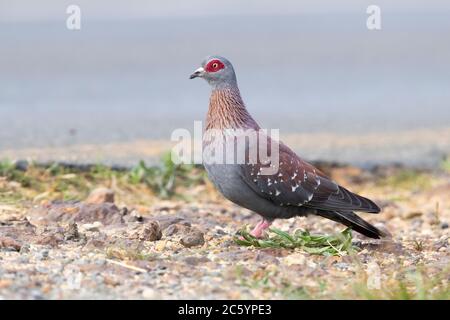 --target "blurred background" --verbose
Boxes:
[1,0,449,167]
